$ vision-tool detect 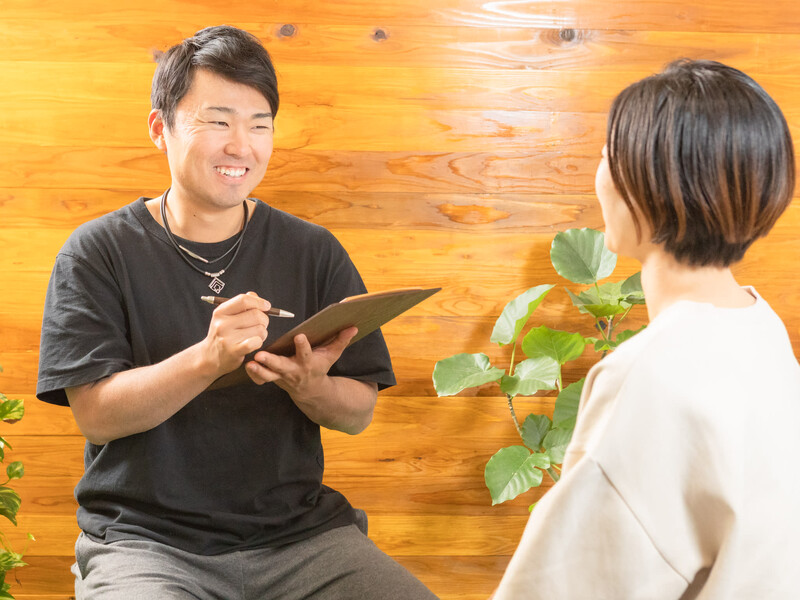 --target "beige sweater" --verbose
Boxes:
[494,289,800,599]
